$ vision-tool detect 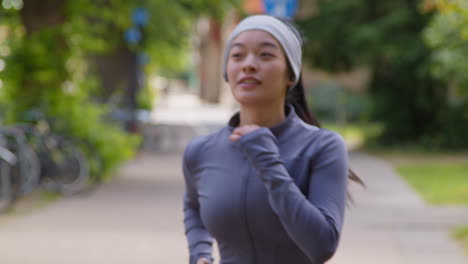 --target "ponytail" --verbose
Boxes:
[286,75,365,189]
[274,15,365,190]
[286,75,321,127]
